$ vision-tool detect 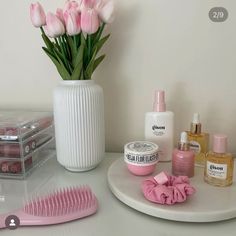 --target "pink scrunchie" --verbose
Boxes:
[142,172,196,205]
